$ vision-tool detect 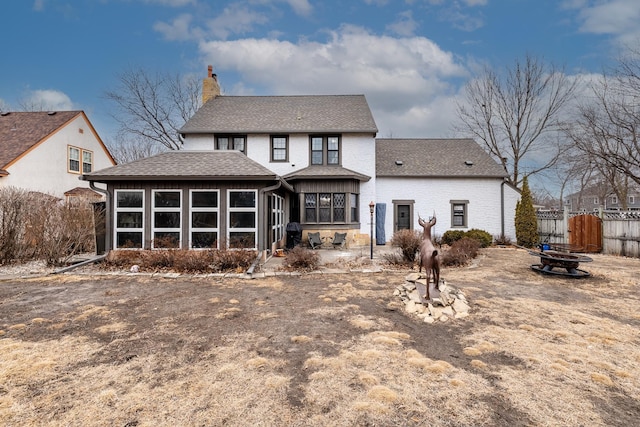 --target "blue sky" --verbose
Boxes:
[1,0,639,155]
